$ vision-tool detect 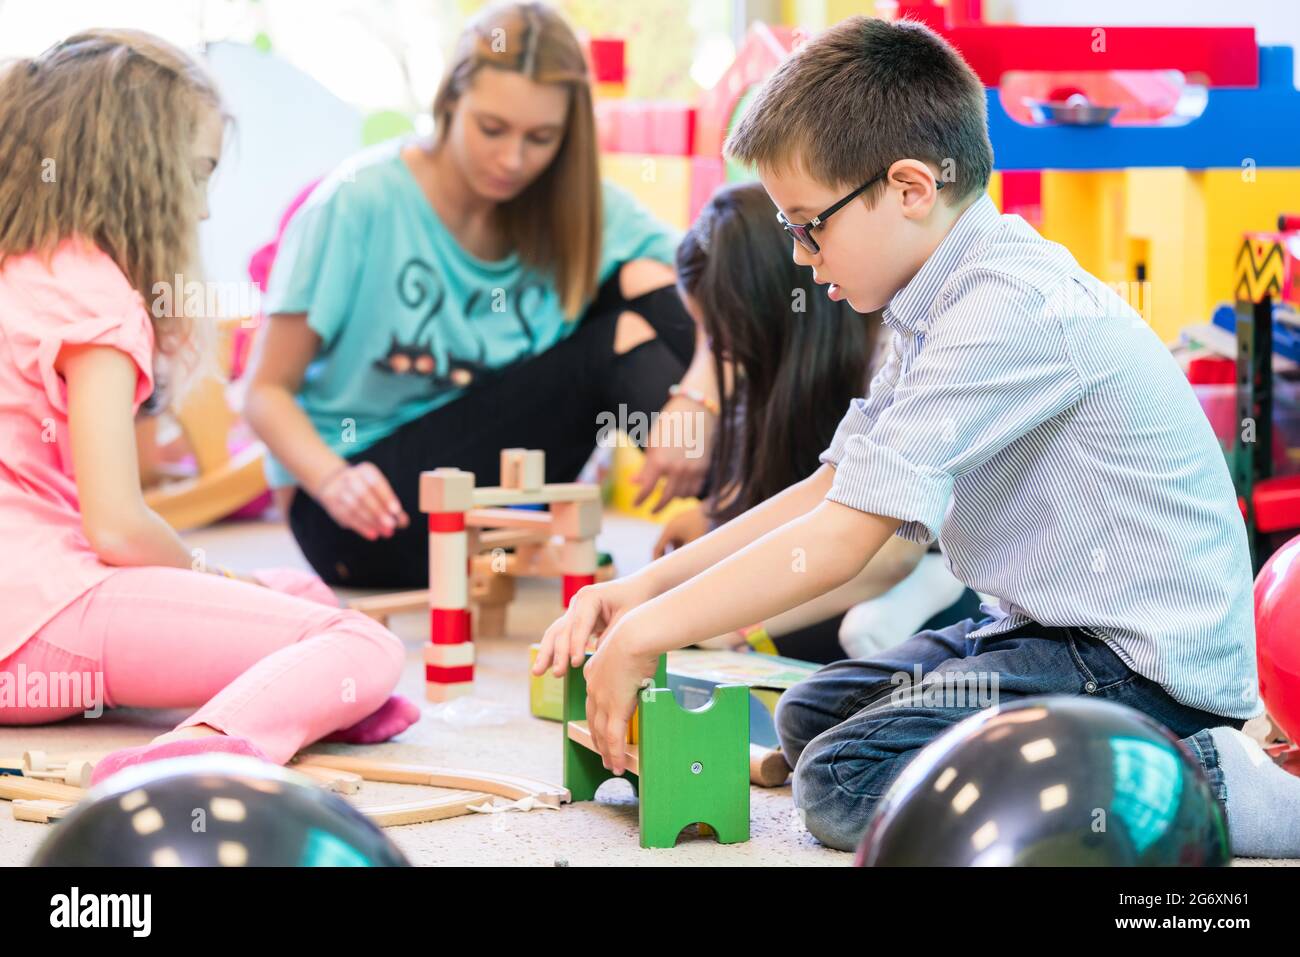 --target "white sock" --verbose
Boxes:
[1210,726,1300,859]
